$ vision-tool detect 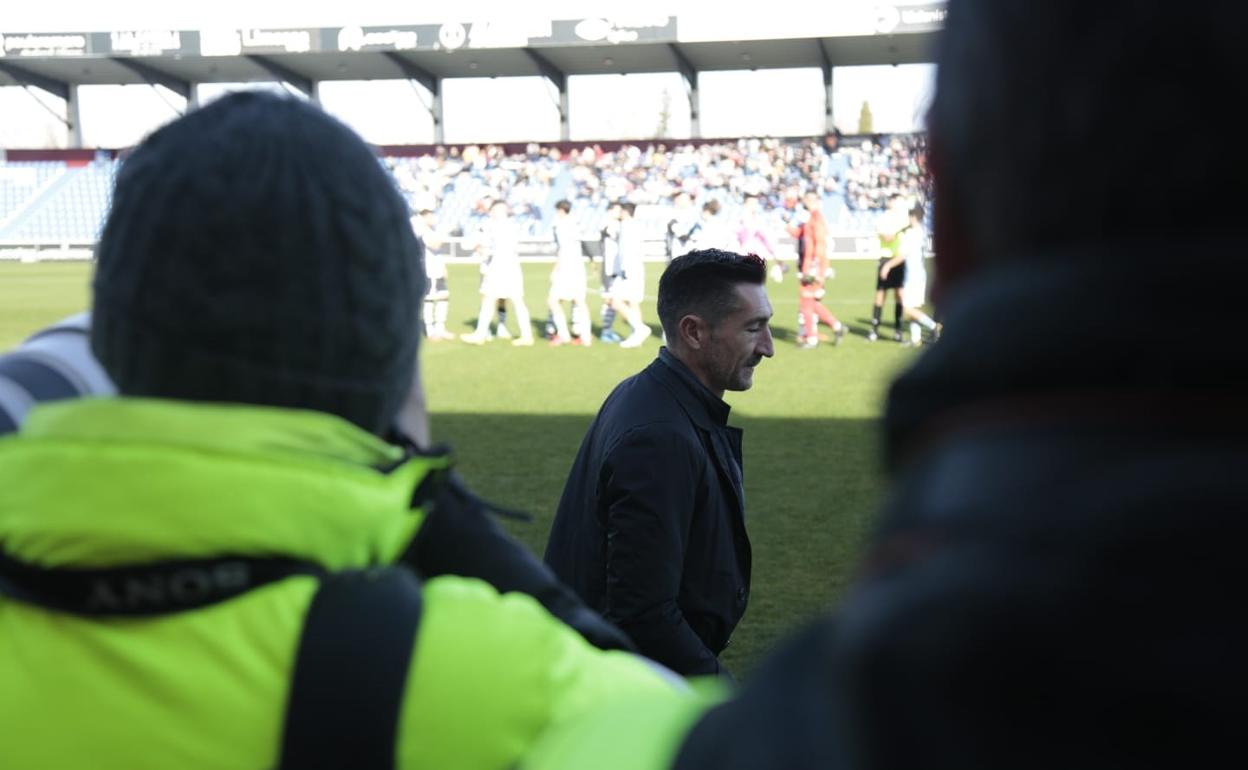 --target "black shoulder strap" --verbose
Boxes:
[278,567,424,770]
